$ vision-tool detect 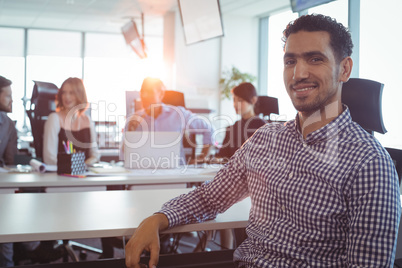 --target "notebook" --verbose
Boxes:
[123,131,182,169]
